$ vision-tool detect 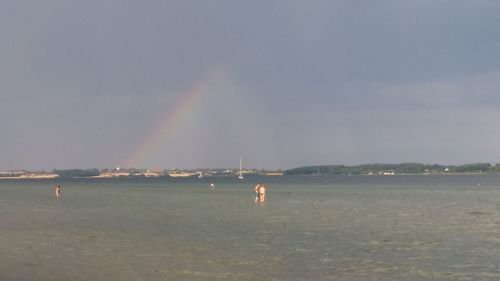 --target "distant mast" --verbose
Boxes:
[238,156,244,180]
